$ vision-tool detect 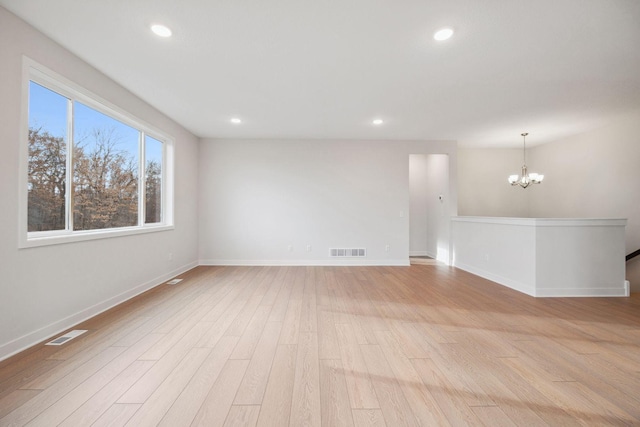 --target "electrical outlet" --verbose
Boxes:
[385,244,390,252]
[306,245,312,252]
[288,245,293,252]
[168,252,173,261]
